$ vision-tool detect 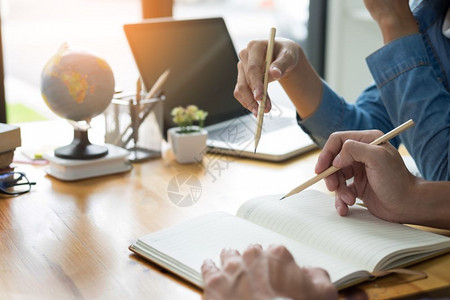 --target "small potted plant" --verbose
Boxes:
[168,105,208,164]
